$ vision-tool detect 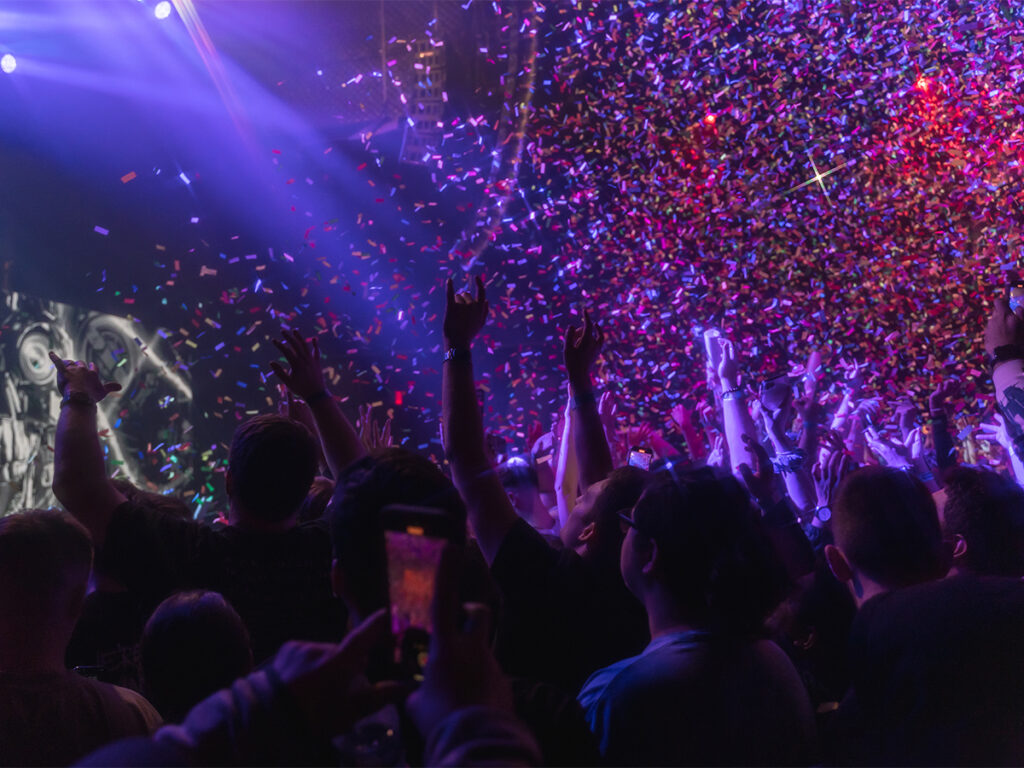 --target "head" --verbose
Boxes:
[941,466,1024,577]
[0,509,93,640]
[296,476,336,524]
[826,467,948,605]
[111,479,191,519]
[621,468,789,636]
[329,448,467,620]
[498,456,549,528]
[564,467,649,568]
[226,414,318,525]
[141,590,252,723]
